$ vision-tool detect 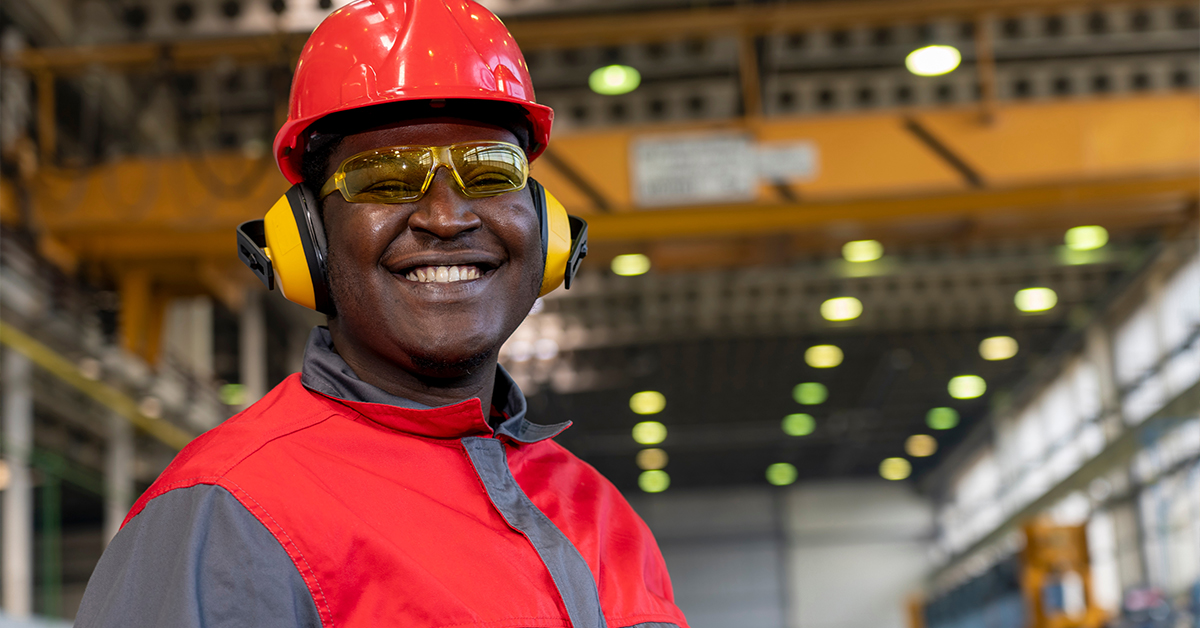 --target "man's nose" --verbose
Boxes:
[407,166,483,239]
